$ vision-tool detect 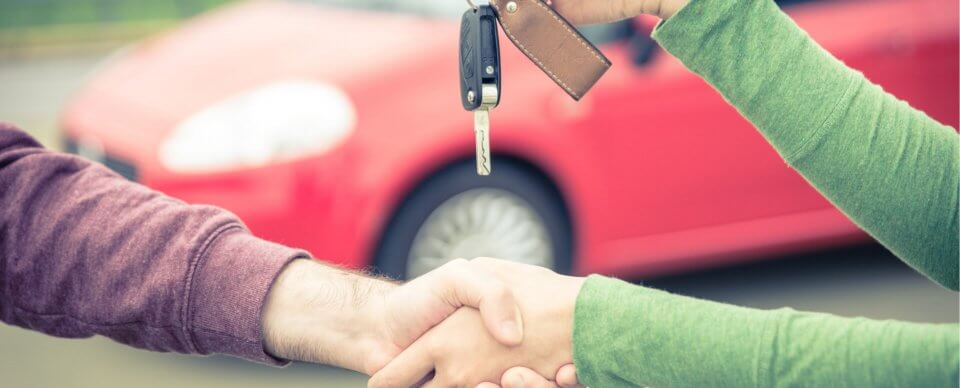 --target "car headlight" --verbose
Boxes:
[160,80,356,173]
